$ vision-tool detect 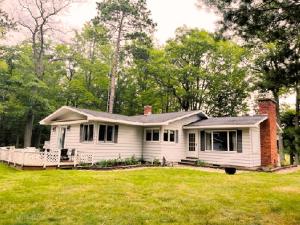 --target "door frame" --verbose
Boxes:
[57,126,67,149]
[186,130,199,158]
